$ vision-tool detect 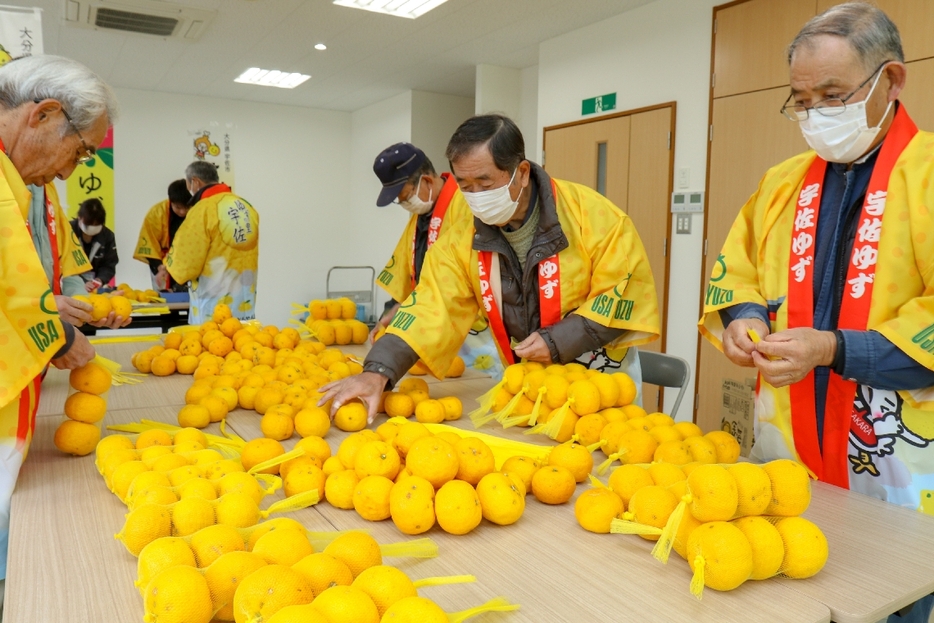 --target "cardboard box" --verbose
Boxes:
[720,377,756,457]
